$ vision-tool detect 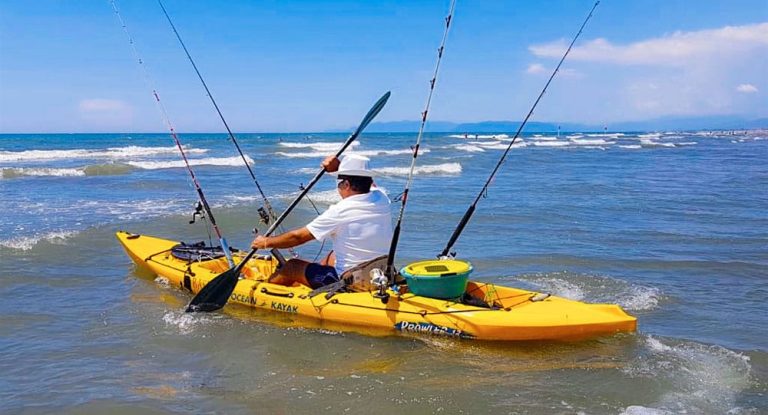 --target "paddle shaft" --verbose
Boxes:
[439,1,599,257]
